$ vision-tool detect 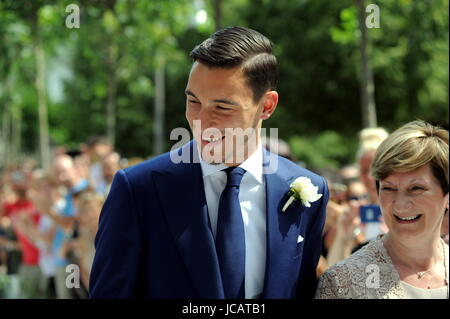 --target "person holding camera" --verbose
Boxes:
[324,128,389,268]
